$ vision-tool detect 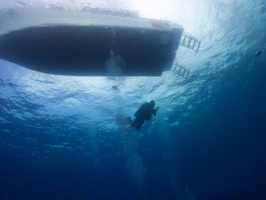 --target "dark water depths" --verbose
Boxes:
[0,1,265,199]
